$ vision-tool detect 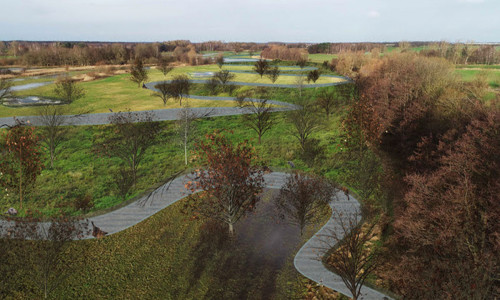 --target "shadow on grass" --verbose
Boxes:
[186,189,303,299]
